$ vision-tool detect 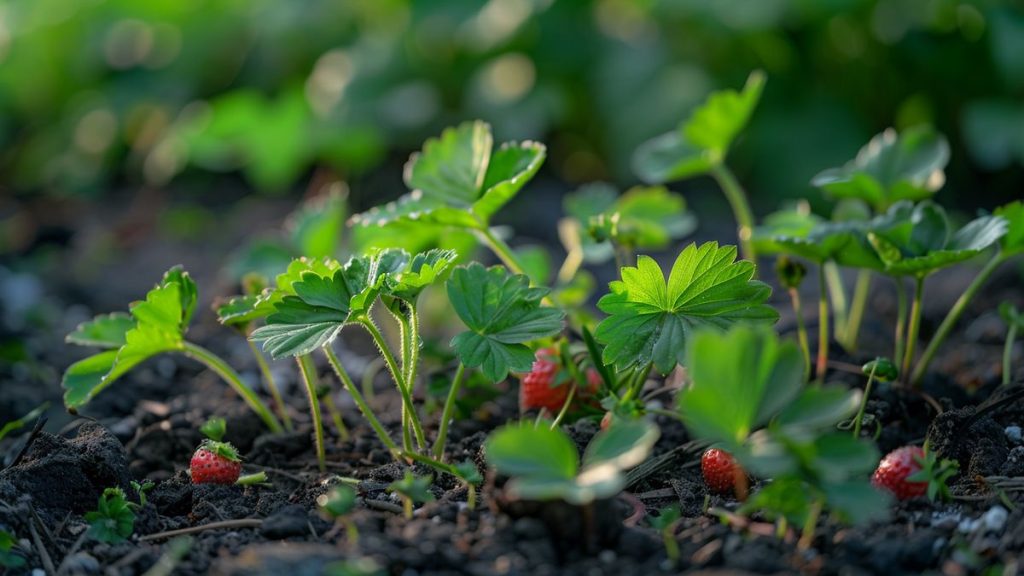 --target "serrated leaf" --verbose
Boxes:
[474,142,546,220]
[405,120,492,206]
[382,248,458,302]
[160,266,197,330]
[595,242,778,374]
[485,424,579,480]
[215,293,276,328]
[348,192,481,229]
[447,263,564,381]
[812,126,950,210]
[678,326,803,448]
[66,312,135,348]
